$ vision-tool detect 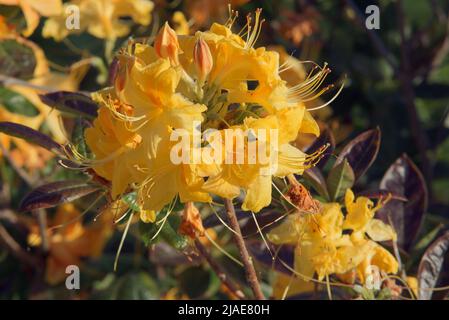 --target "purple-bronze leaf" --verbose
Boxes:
[305,125,335,169]
[334,127,381,181]
[39,91,98,119]
[418,231,449,300]
[0,121,64,155]
[20,180,101,212]
[377,154,428,251]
